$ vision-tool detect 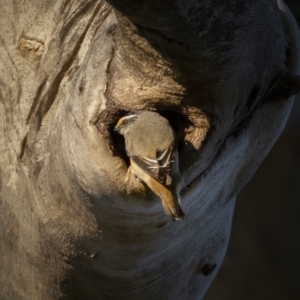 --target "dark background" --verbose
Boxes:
[205,2,300,299]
